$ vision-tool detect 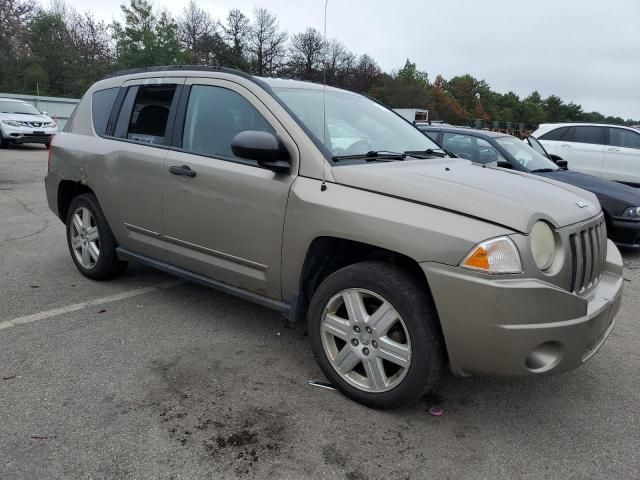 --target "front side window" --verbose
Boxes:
[116,84,177,145]
[272,87,441,159]
[609,128,640,149]
[539,127,569,141]
[496,136,558,171]
[442,133,506,165]
[422,130,440,142]
[572,126,604,145]
[181,85,275,160]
